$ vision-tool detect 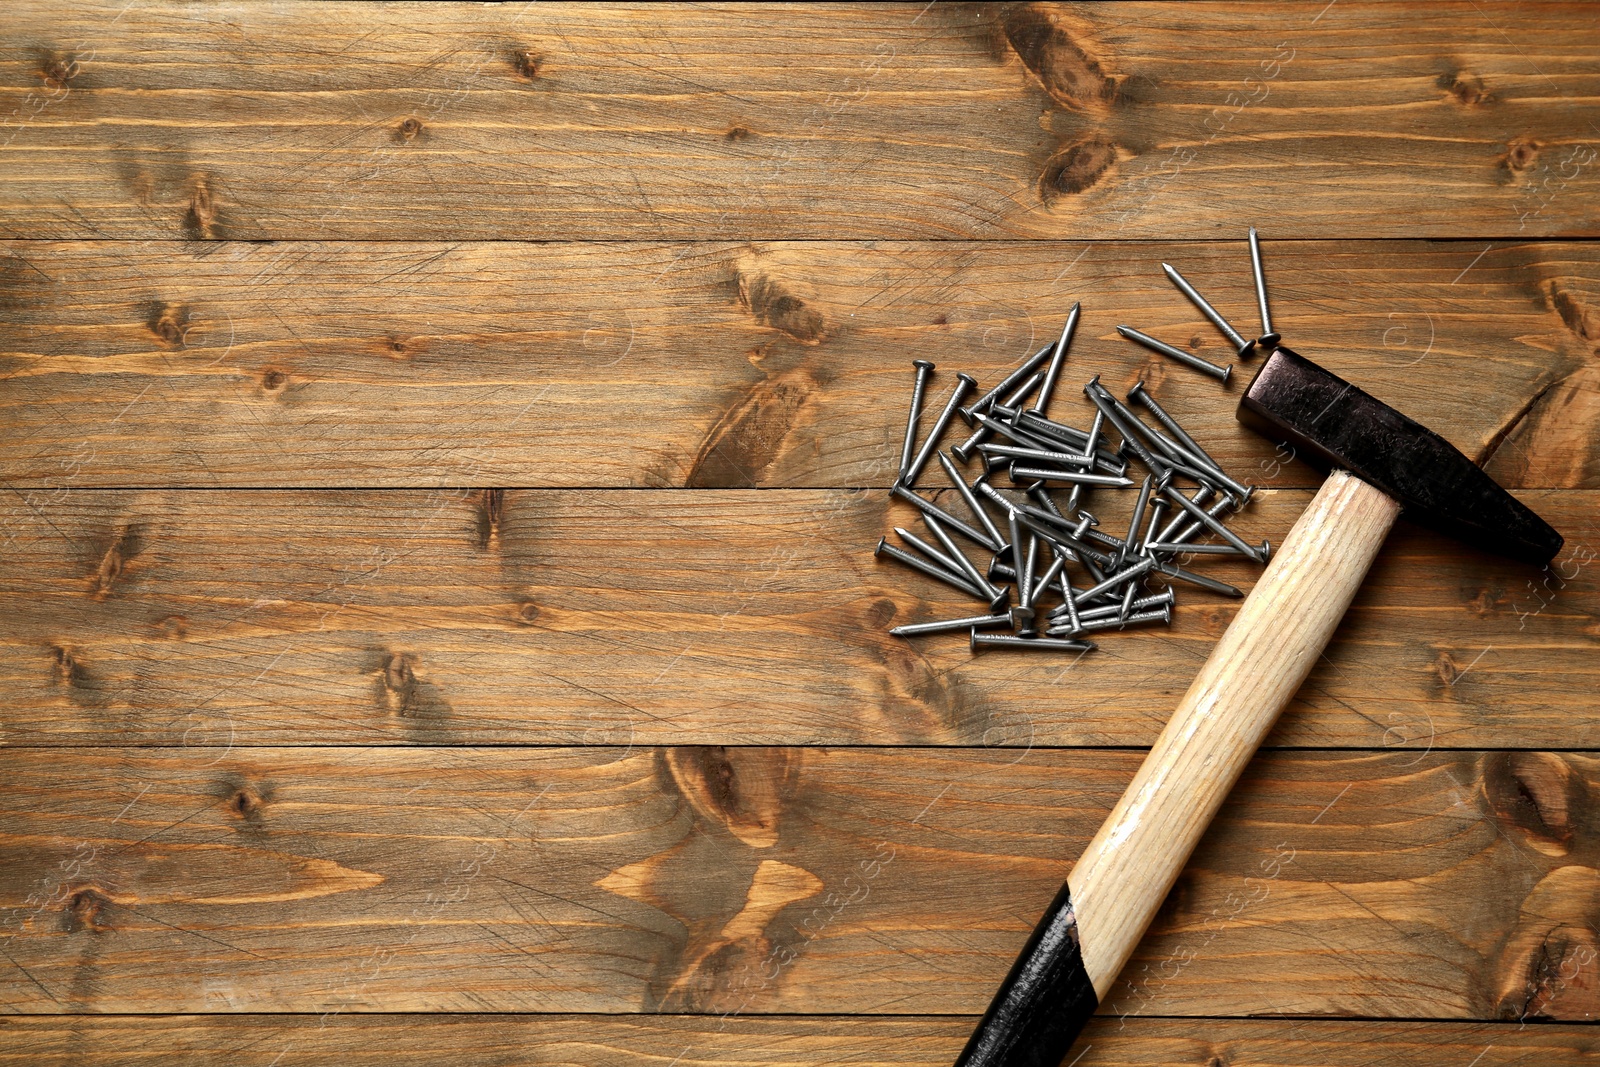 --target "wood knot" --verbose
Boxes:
[1039,135,1119,205]
[866,597,898,629]
[1492,866,1600,1021]
[229,786,264,821]
[1502,138,1541,175]
[153,614,189,639]
[147,302,189,348]
[663,747,799,848]
[1438,69,1491,106]
[380,652,416,710]
[1001,3,1119,113]
[511,49,542,81]
[387,337,409,358]
[1482,751,1578,857]
[37,49,81,91]
[514,600,540,625]
[1465,581,1506,617]
[49,644,106,707]
[261,369,287,391]
[183,175,223,240]
[684,364,820,487]
[1551,289,1600,344]
[736,270,829,344]
[724,126,752,142]
[395,117,424,143]
[89,525,142,599]
[366,648,452,730]
[475,488,507,550]
[51,645,85,686]
[62,887,110,933]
